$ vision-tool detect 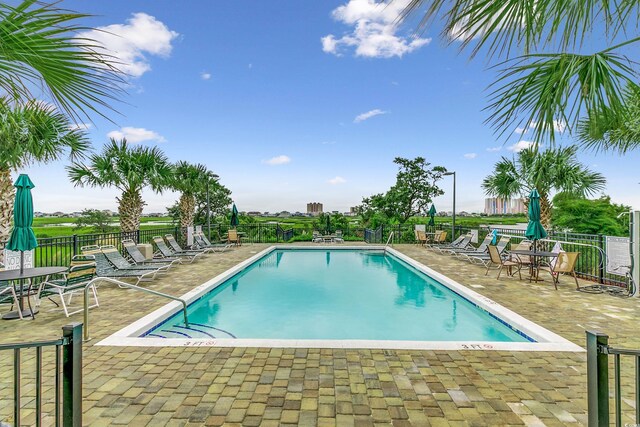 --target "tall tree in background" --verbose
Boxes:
[398,0,638,149]
[482,146,606,228]
[552,193,629,236]
[0,0,122,122]
[68,139,172,233]
[167,178,233,225]
[169,162,209,229]
[0,99,89,246]
[359,157,446,225]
